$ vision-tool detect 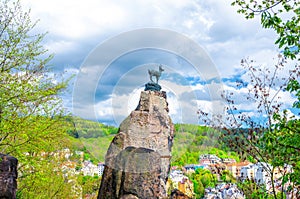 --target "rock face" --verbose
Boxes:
[0,154,18,199]
[98,90,174,199]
